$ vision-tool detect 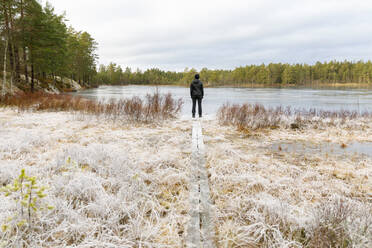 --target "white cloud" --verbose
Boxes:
[49,0,372,71]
